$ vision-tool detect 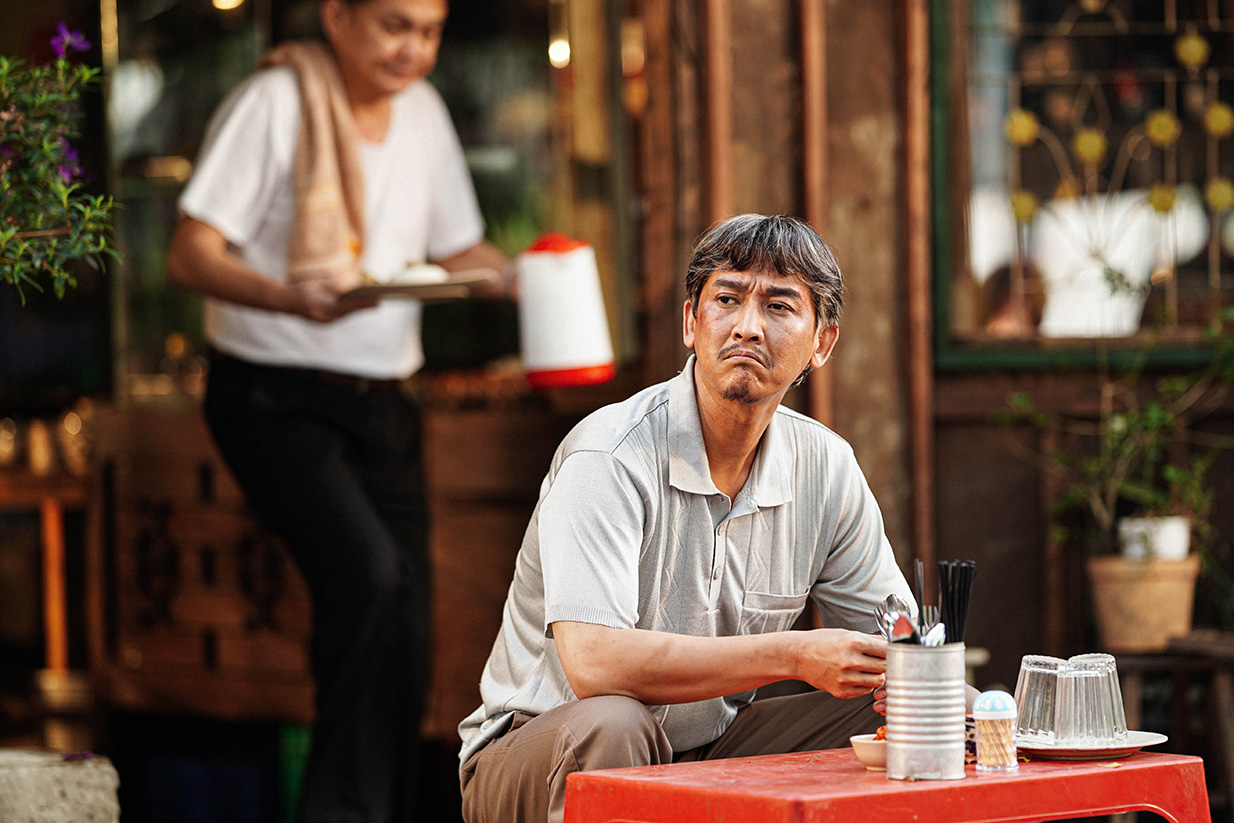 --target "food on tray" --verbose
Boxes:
[389,262,449,285]
[344,263,494,301]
